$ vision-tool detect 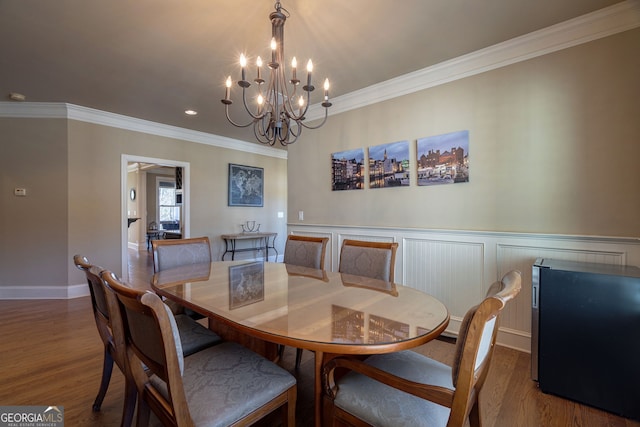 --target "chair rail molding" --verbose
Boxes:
[287,223,640,353]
